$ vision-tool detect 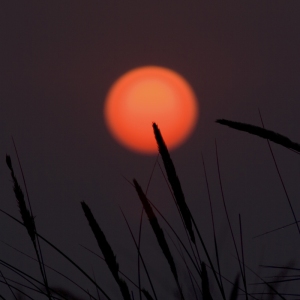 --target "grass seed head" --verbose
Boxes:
[6,155,36,244]
[152,122,195,244]
[81,201,131,300]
